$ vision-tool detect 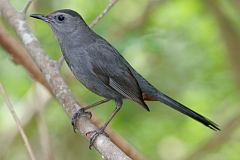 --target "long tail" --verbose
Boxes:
[126,61,220,131]
[147,91,220,131]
